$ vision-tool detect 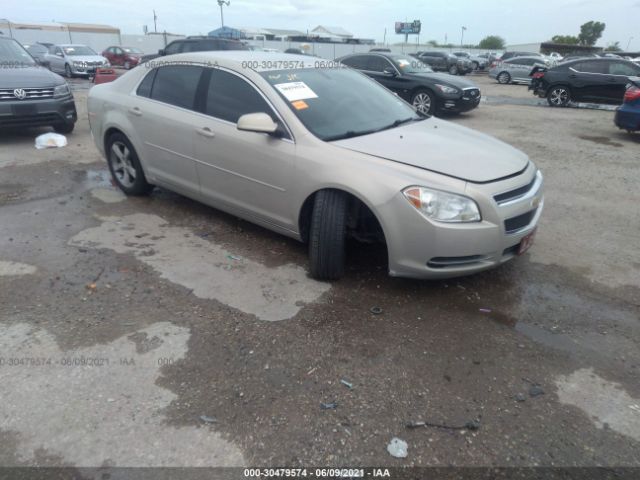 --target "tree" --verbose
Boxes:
[578,21,605,46]
[478,35,505,50]
[605,41,621,52]
[551,35,580,45]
